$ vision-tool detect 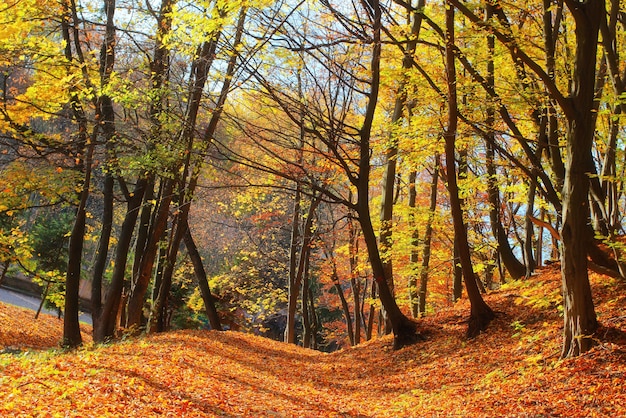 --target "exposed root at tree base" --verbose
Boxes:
[466,309,496,339]
[393,318,425,350]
